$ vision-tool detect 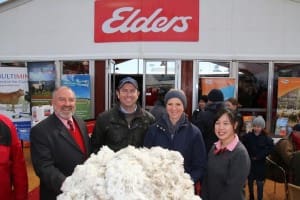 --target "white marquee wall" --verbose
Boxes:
[0,0,300,60]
